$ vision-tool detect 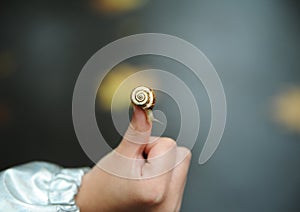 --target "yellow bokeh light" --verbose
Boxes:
[90,0,147,14]
[272,86,300,133]
[97,63,156,111]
